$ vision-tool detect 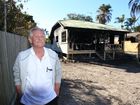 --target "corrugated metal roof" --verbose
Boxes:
[58,20,128,32]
